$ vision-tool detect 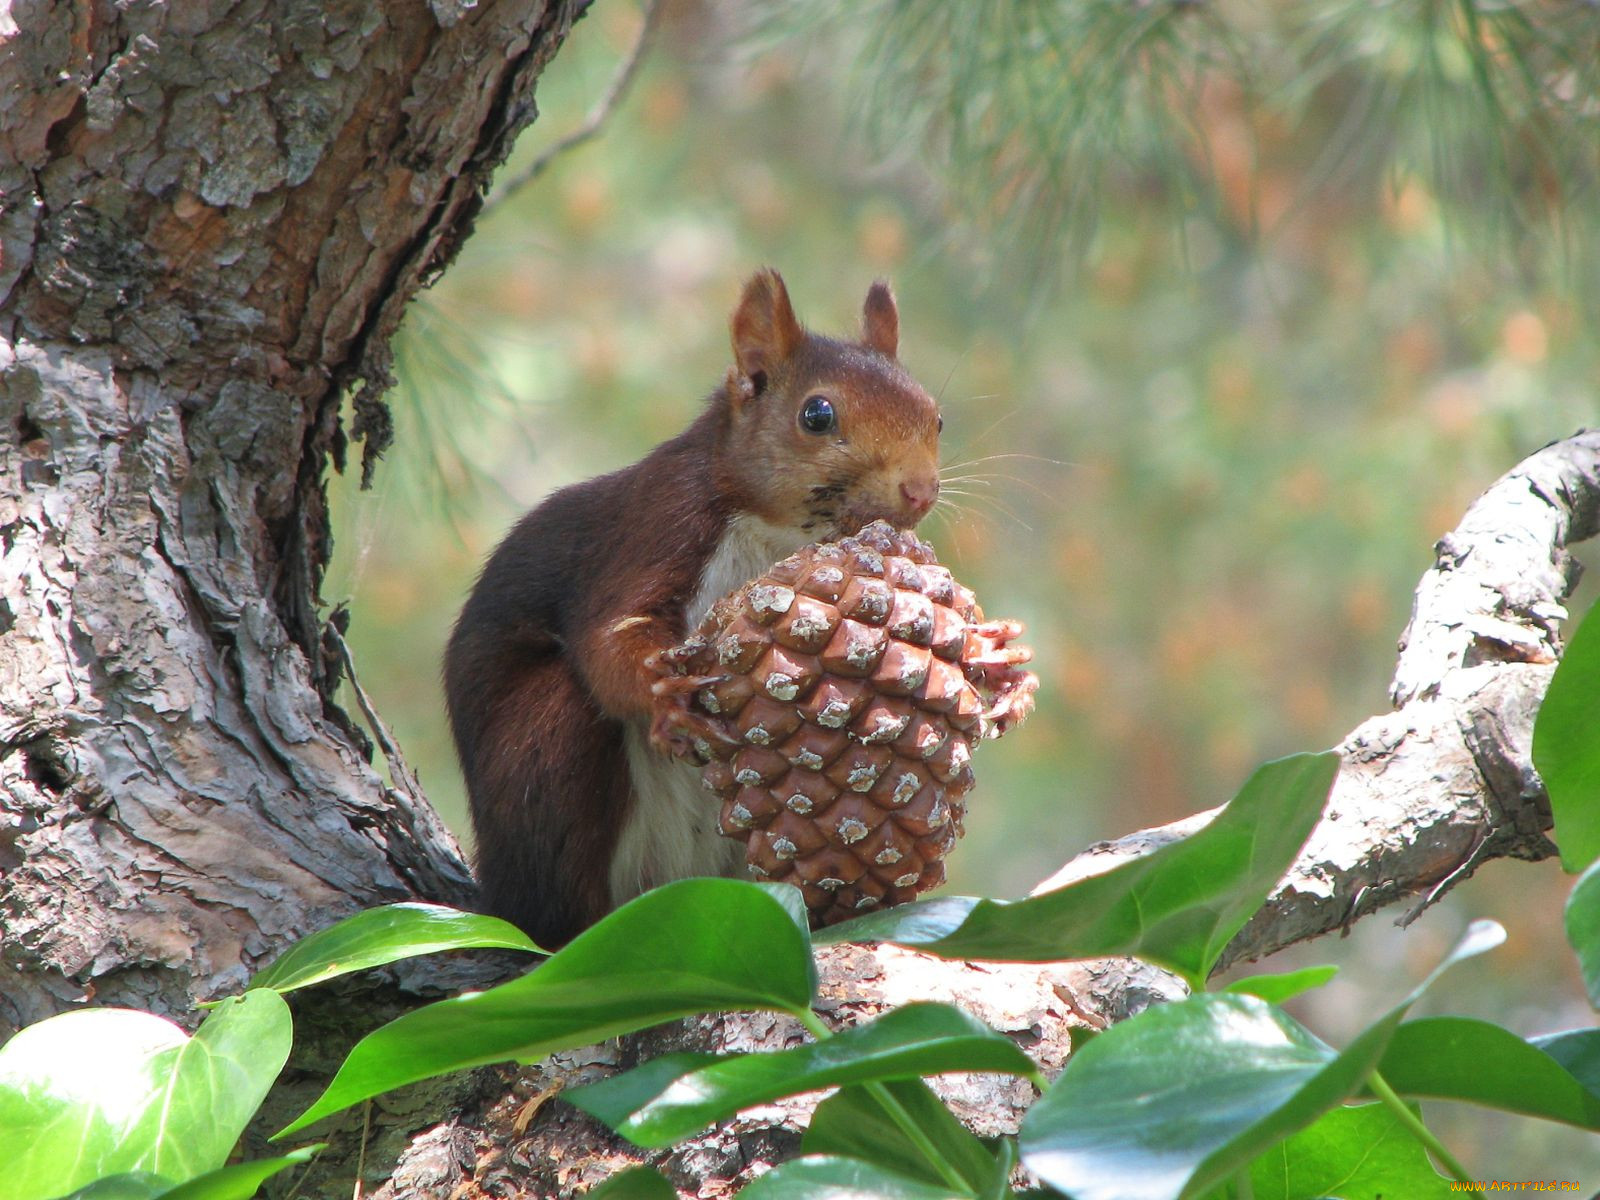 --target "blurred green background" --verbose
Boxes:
[327,1,1599,1179]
